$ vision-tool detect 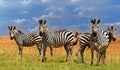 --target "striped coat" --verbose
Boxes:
[38,19,77,62]
[8,26,43,60]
